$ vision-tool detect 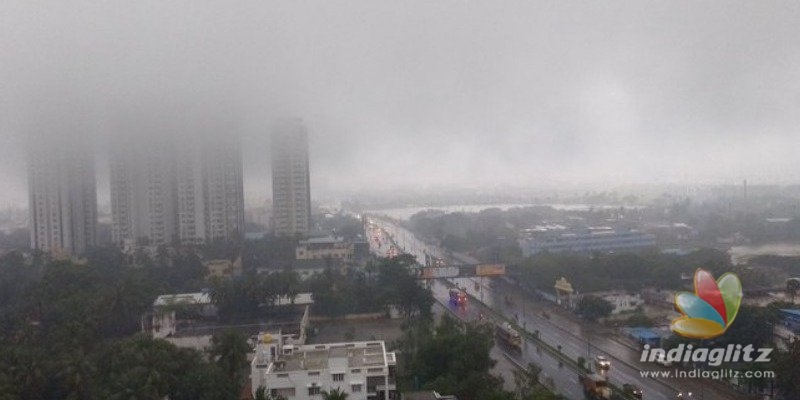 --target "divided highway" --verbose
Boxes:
[367,216,750,400]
